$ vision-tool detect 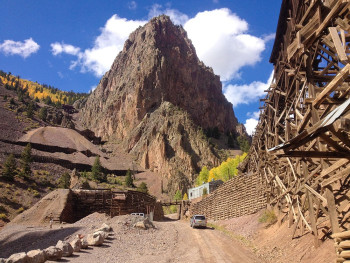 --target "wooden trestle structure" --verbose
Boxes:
[245,0,350,249]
